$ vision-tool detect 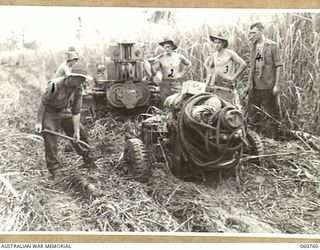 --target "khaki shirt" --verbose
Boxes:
[248,38,282,90]
[41,77,83,115]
